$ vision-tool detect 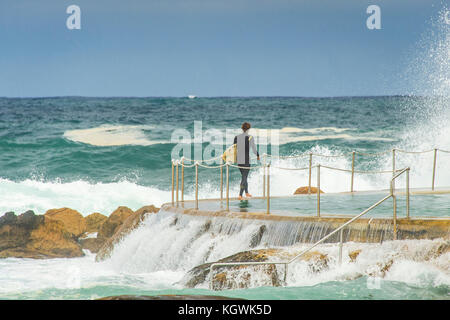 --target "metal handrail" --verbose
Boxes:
[208,167,410,290]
